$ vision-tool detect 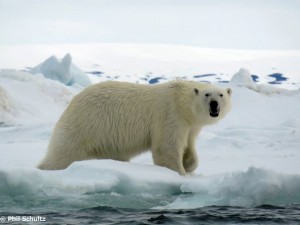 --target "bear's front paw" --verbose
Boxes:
[183,155,199,173]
